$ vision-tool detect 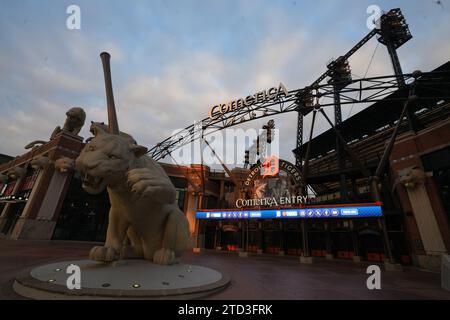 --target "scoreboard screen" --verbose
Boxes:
[196,205,382,220]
